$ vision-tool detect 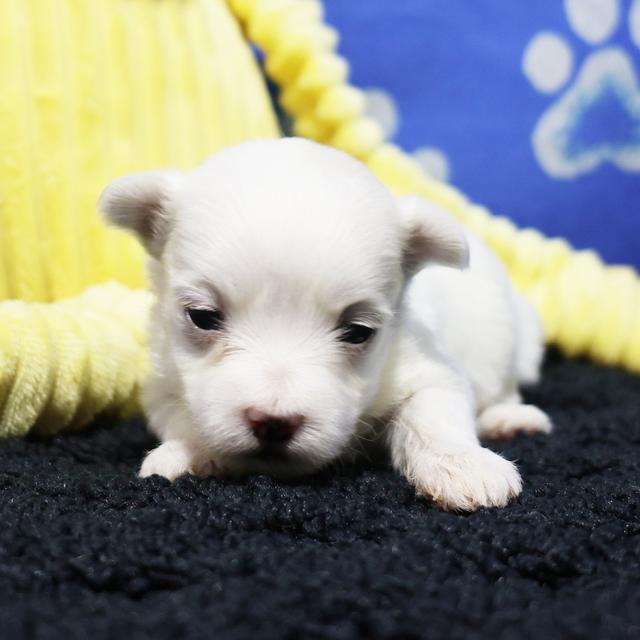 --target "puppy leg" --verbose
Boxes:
[140,440,216,481]
[388,375,522,511]
[140,388,215,481]
[478,393,552,440]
